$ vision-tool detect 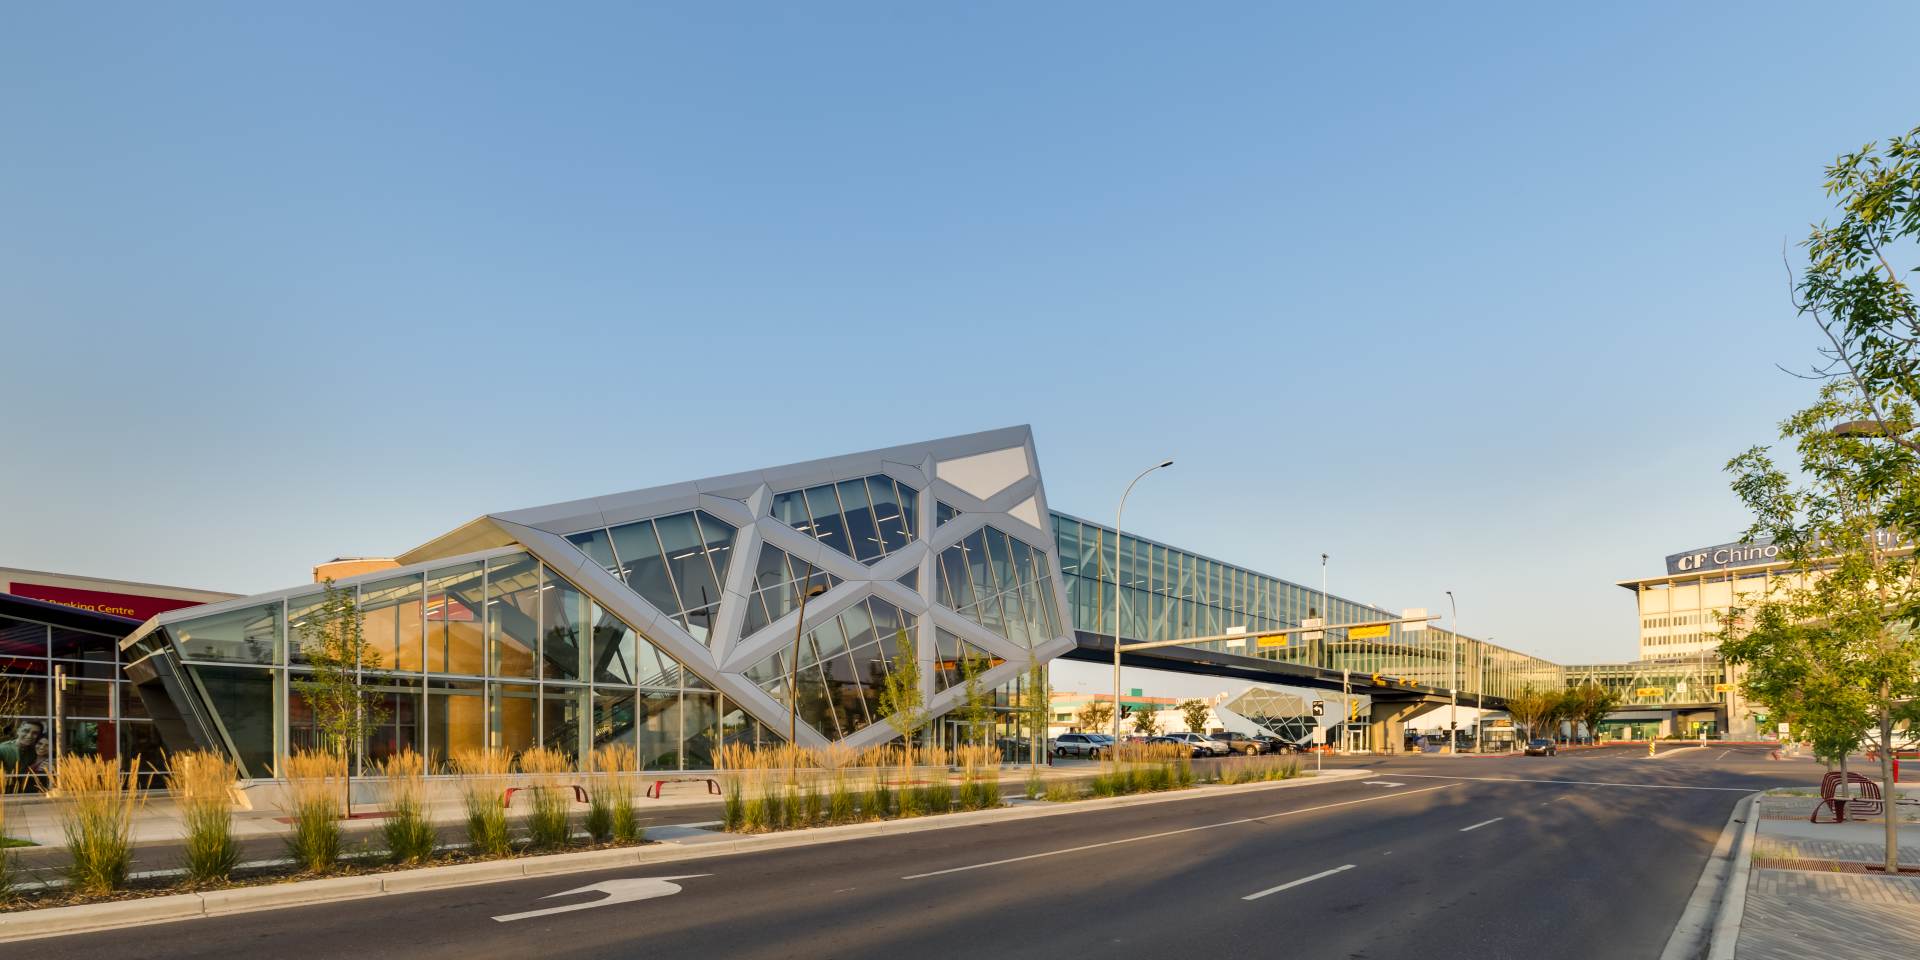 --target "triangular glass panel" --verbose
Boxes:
[741,542,840,637]
[772,475,919,565]
[934,524,1064,649]
[895,569,919,591]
